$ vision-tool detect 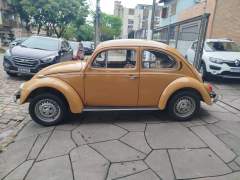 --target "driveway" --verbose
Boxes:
[1,55,240,180]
